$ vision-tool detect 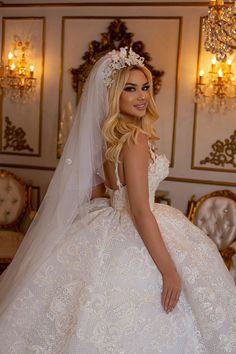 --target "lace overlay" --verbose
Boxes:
[0,151,236,354]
